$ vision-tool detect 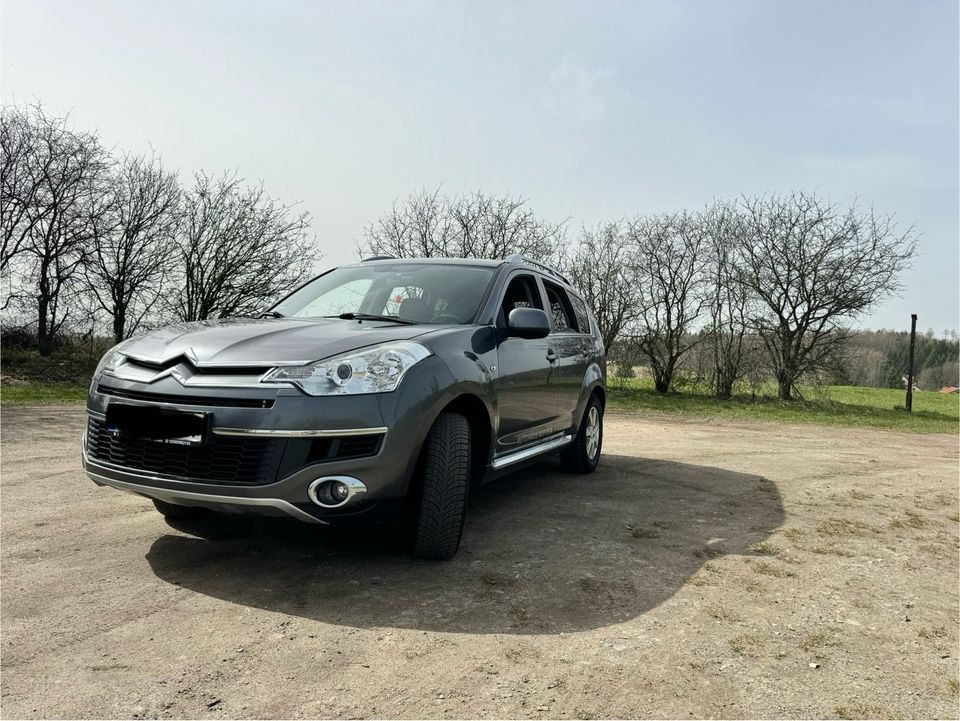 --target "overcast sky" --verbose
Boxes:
[2,0,957,332]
